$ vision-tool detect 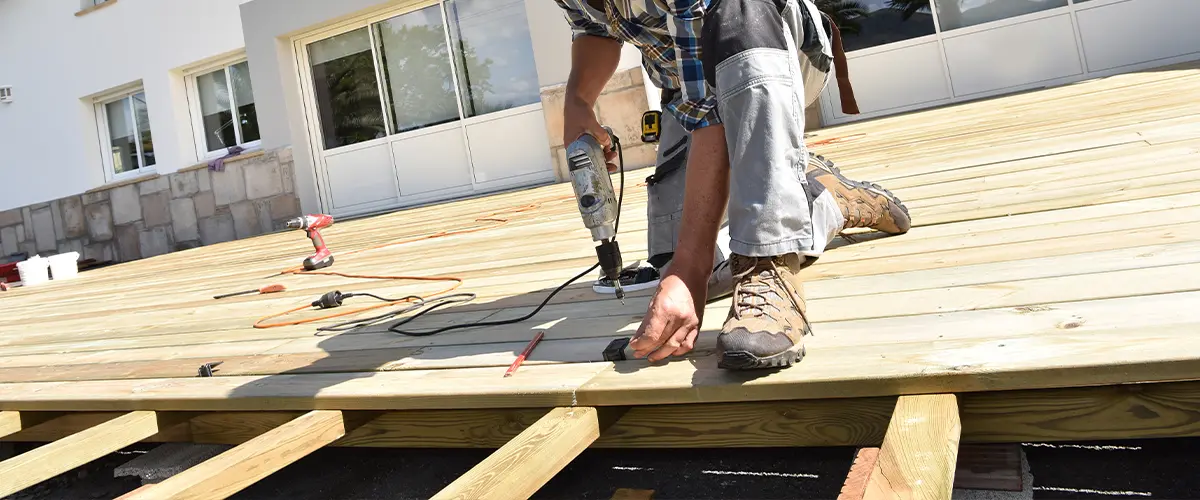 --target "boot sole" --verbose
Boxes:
[809,154,912,229]
[718,343,806,370]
